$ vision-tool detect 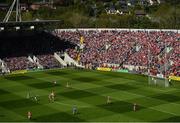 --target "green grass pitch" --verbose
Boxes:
[0,68,180,122]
